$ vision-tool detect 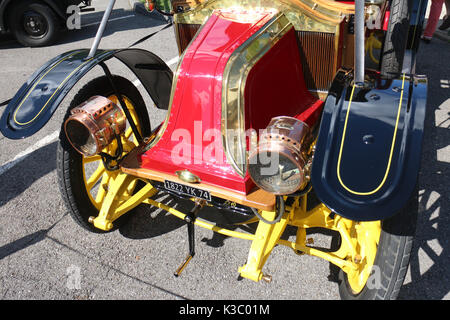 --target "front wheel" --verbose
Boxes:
[57,76,151,233]
[338,193,418,299]
[379,0,411,78]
